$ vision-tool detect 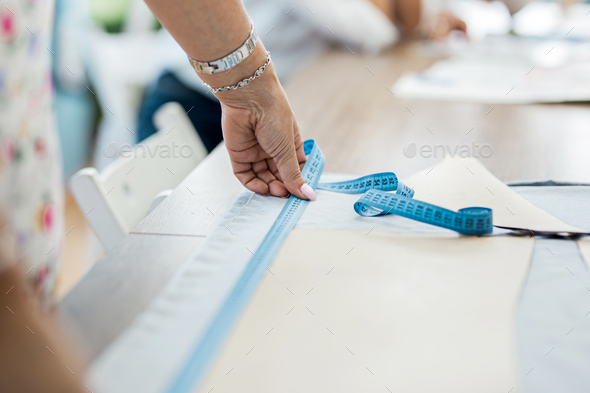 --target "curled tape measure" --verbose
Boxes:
[354,191,492,236]
[316,171,492,235]
[166,140,493,393]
